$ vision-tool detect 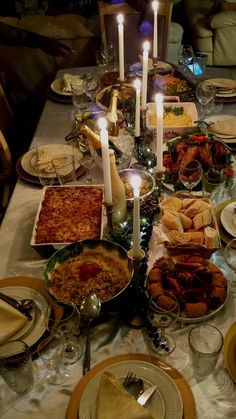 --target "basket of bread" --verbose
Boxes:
[160,192,221,257]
